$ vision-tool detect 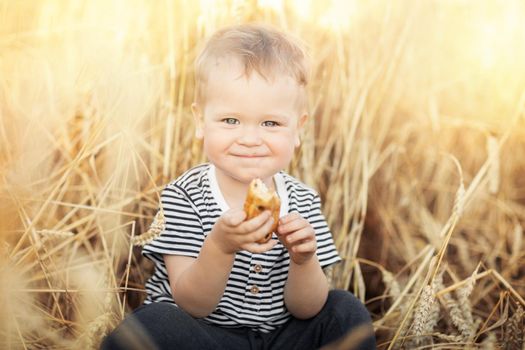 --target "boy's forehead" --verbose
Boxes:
[200,56,306,113]
[207,57,245,79]
[206,59,299,91]
[207,70,300,102]
[206,56,291,84]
